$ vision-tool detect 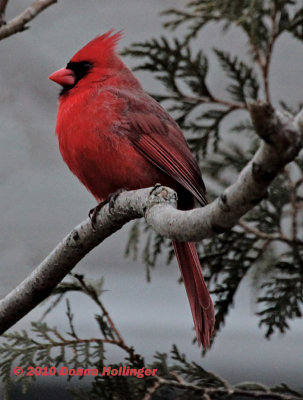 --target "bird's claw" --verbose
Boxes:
[89,201,106,229]
[108,188,125,212]
[89,188,126,229]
